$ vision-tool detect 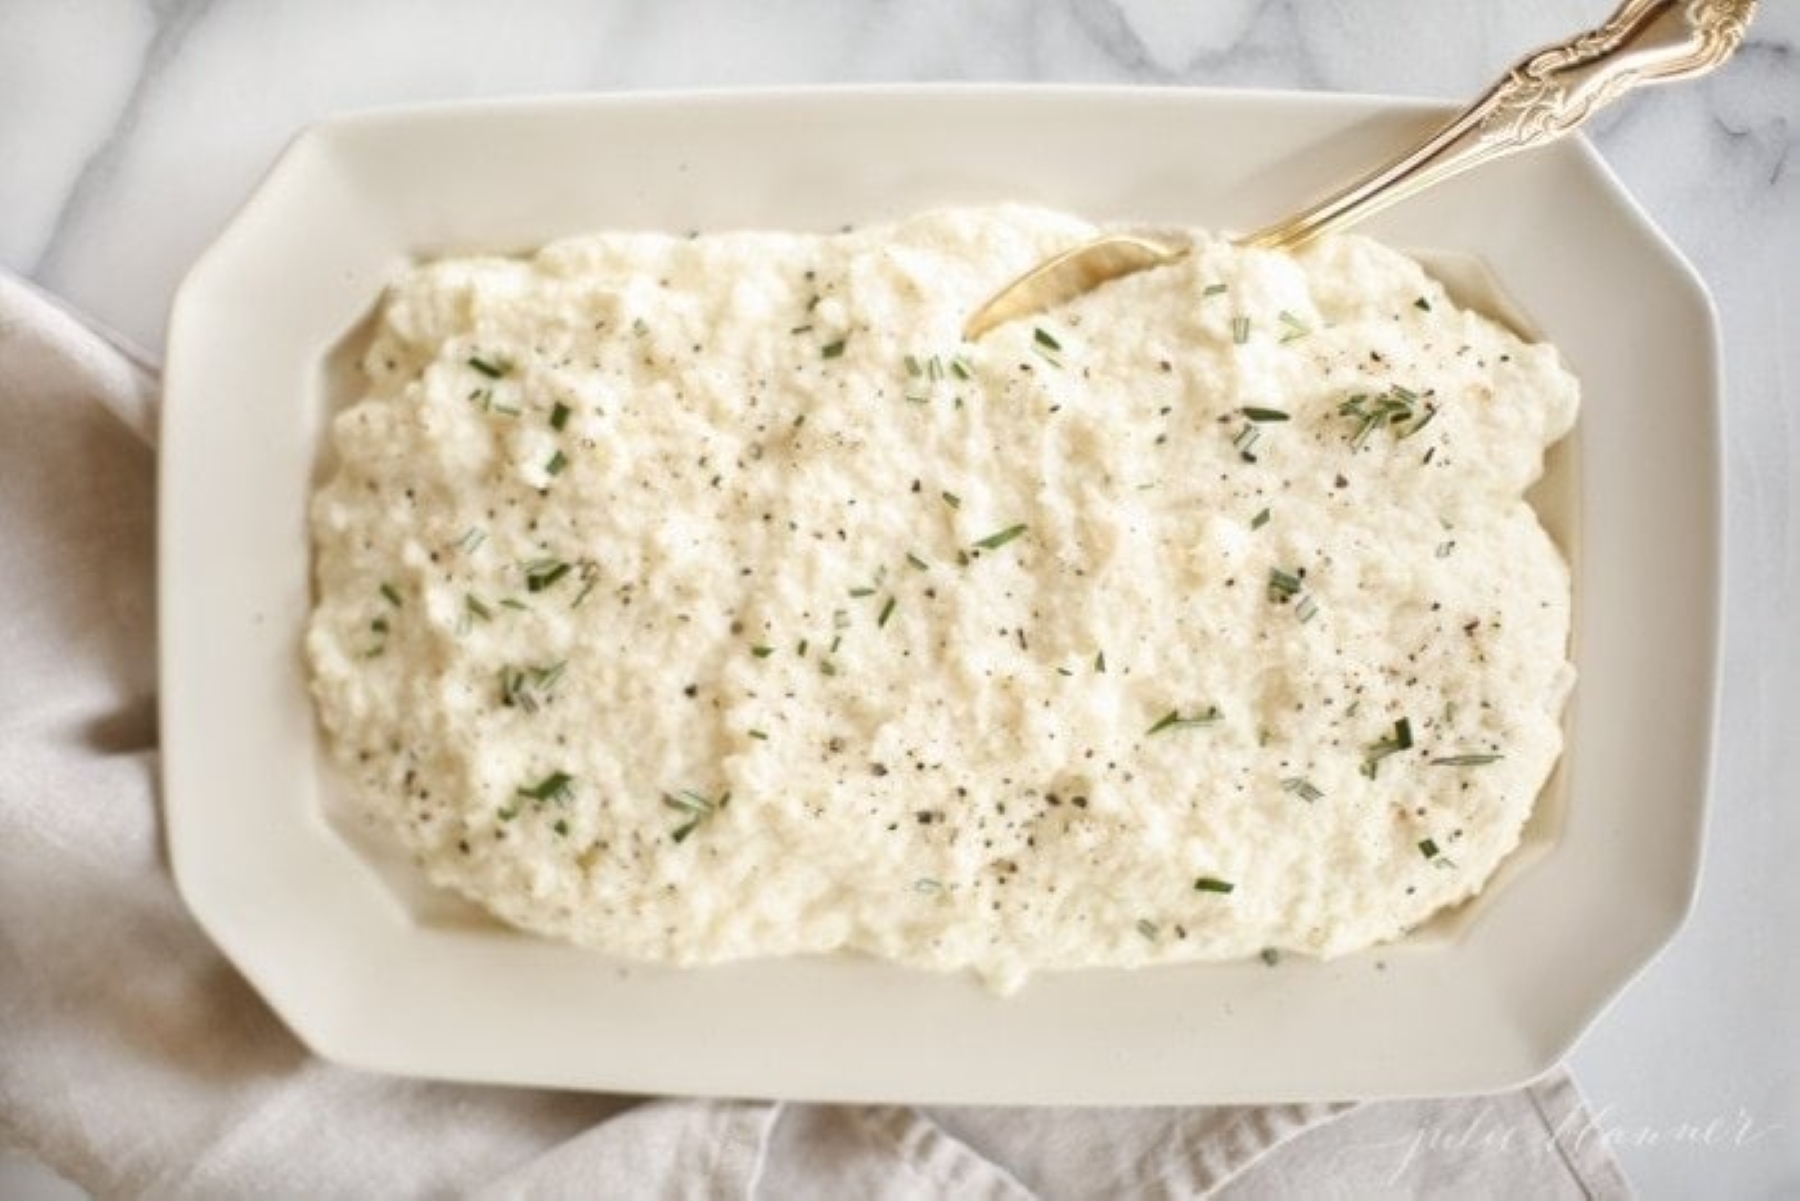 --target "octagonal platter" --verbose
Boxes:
[161,87,1719,1102]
